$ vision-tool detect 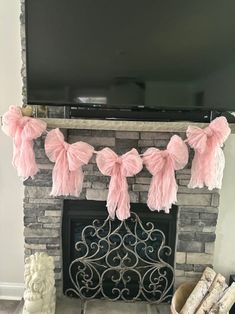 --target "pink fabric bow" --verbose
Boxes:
[45,128,94,196]
[2,106,47,179]
[186,116,231,190]
[143,135,188,213]
[96,148,143,221]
